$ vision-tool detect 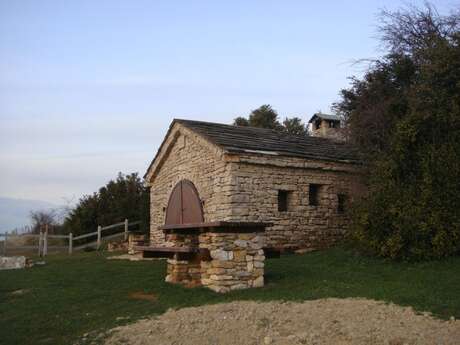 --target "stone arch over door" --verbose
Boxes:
[164,179,204,225]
